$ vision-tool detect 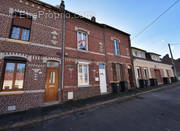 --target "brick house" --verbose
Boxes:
[0,0,135,114]
[132,47,174,87]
